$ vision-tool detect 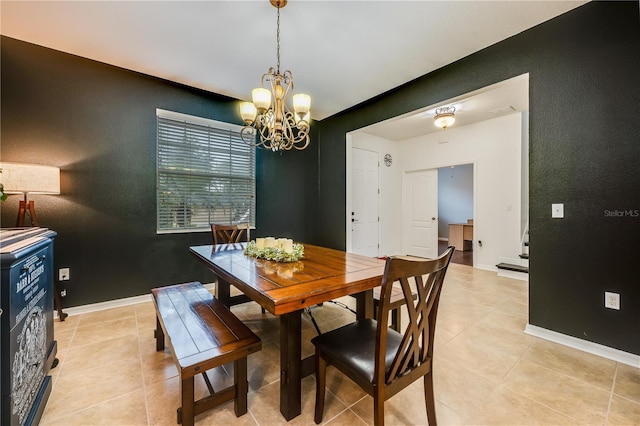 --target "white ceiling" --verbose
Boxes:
[360,73,530,140]
[1,0,587,138]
